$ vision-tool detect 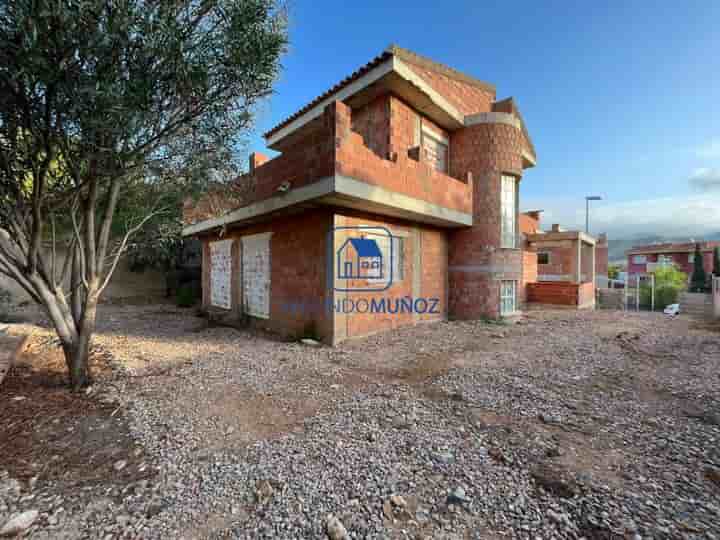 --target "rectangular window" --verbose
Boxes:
[689,253,695,263]
[501,175,517,248]
[537,252,550,265]
[500,280,517,316]
[632,255,647,264]
[421,126,449,174]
